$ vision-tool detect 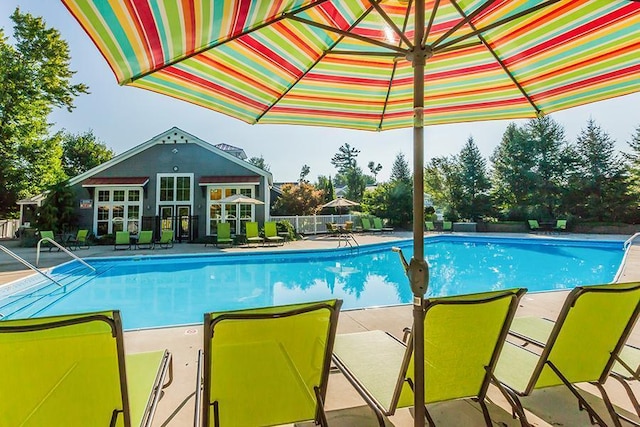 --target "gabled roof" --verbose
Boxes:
[68,127,272,186]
